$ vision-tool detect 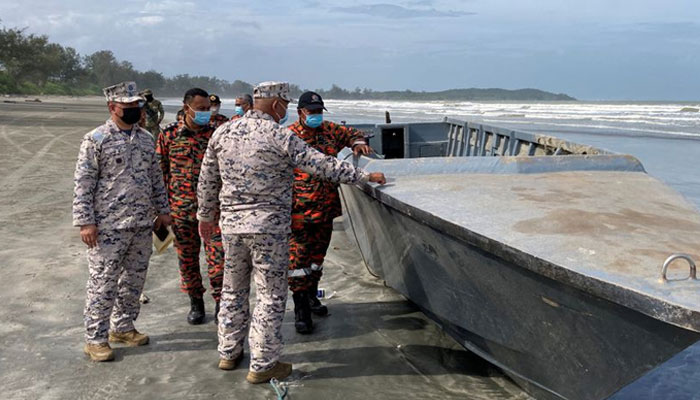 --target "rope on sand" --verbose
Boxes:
[269,378,289,399]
